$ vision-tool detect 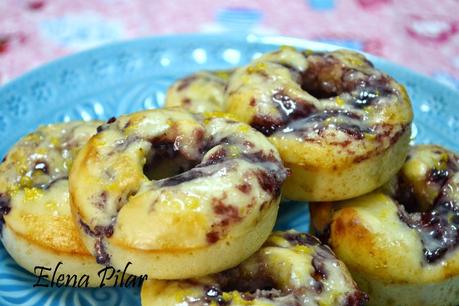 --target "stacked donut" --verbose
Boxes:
[168,47,413,202]
[1,46,456,305]
[164,47,459,305]
[310,145,459,306]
